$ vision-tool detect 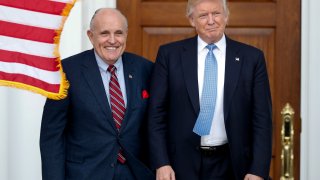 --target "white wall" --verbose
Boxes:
[301,0,320,179]
[0,1,115,180]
